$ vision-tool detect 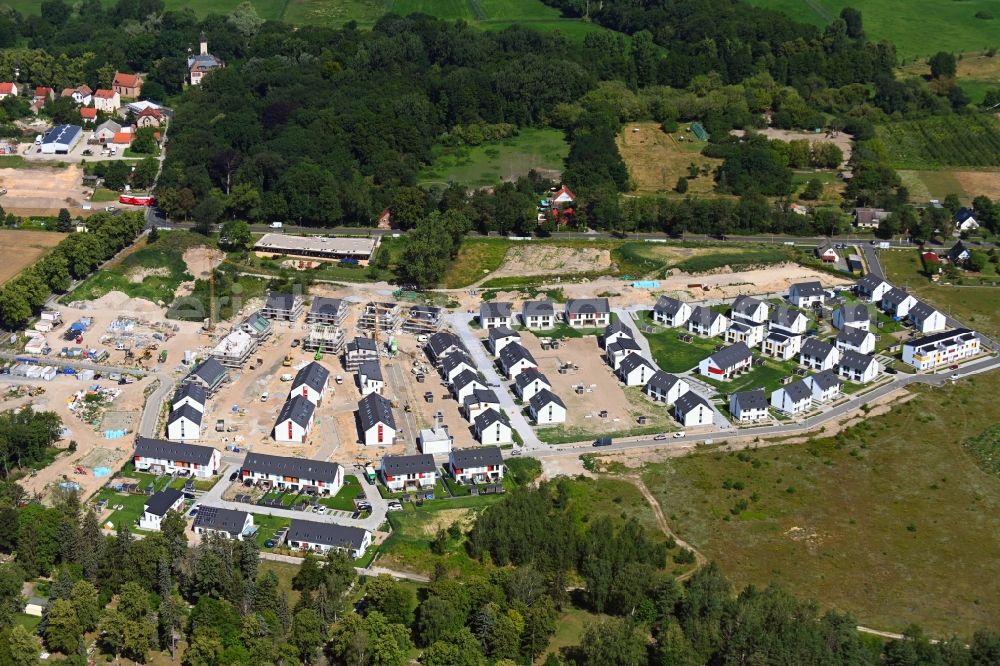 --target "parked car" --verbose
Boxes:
[672,431,685,438]
[229,471,239,482]
[265,540,275,548]
[593,436,612,447]
[653,433,667,441]
[387,501,403,511]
